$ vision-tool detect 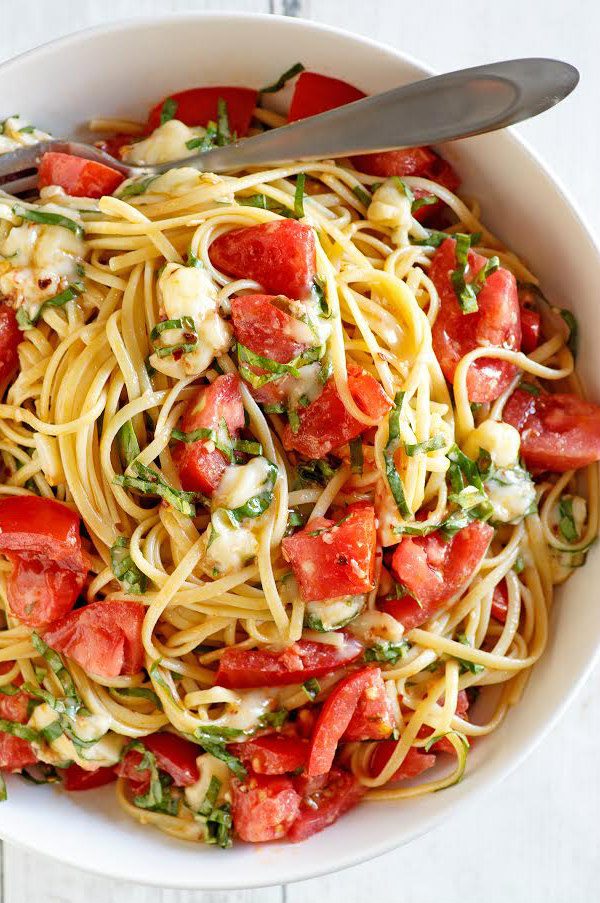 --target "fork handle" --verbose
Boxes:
[174,58,578,174]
